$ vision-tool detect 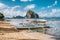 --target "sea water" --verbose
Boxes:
[46,21,60,40]
[5,18,60,40]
